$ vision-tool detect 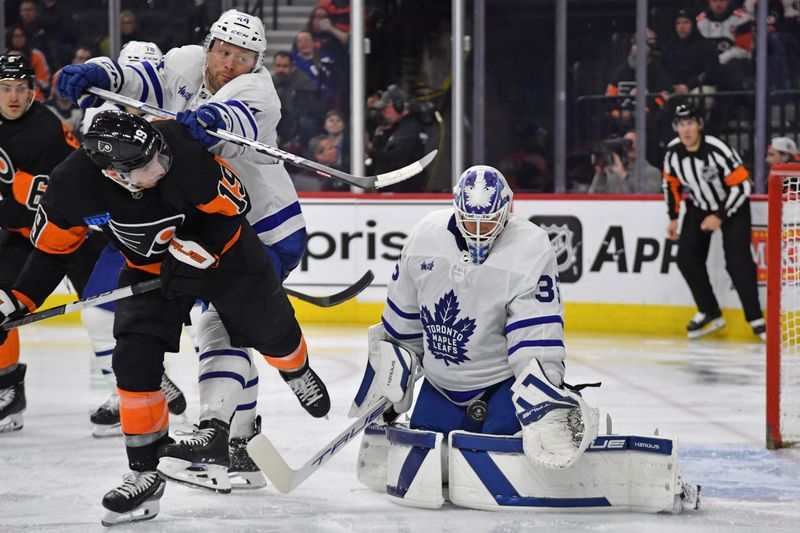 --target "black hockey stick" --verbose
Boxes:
[2,278,162,331]
[284,270,373,308]
[86,88,437,190]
